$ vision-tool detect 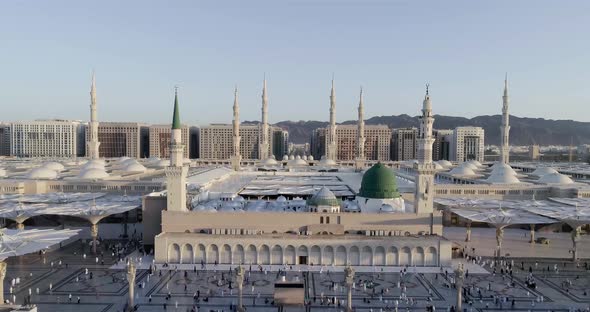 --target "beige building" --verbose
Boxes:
[148,125,190,159]
[311,125,391,161]
[199,124,276,160]
[9,120,85,158]
[433,129,453,161]
[450,126,485,162]
[391,128,417,161]
[87,122,143,158]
